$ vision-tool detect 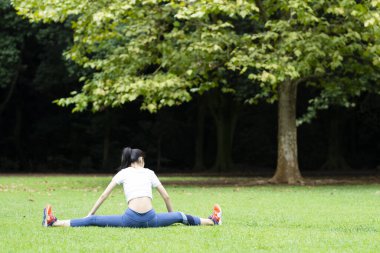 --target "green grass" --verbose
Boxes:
[0,176,379,252]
